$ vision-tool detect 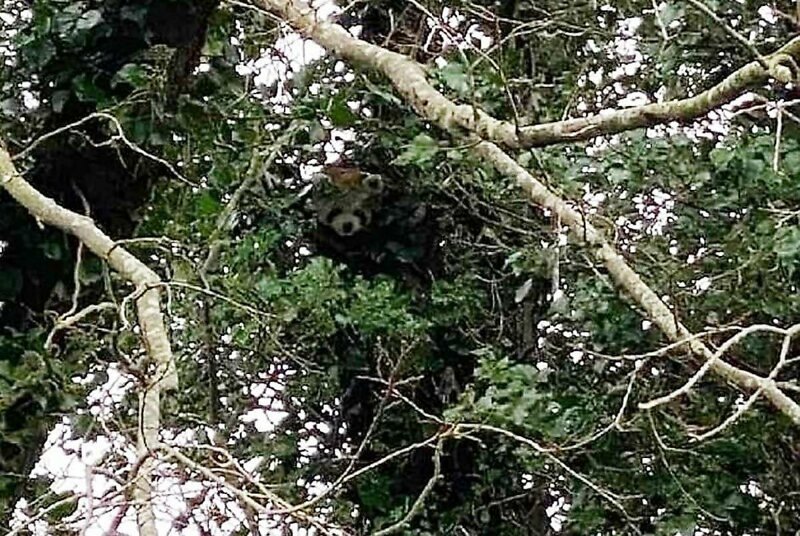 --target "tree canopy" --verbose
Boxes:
[1,0,799,534]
